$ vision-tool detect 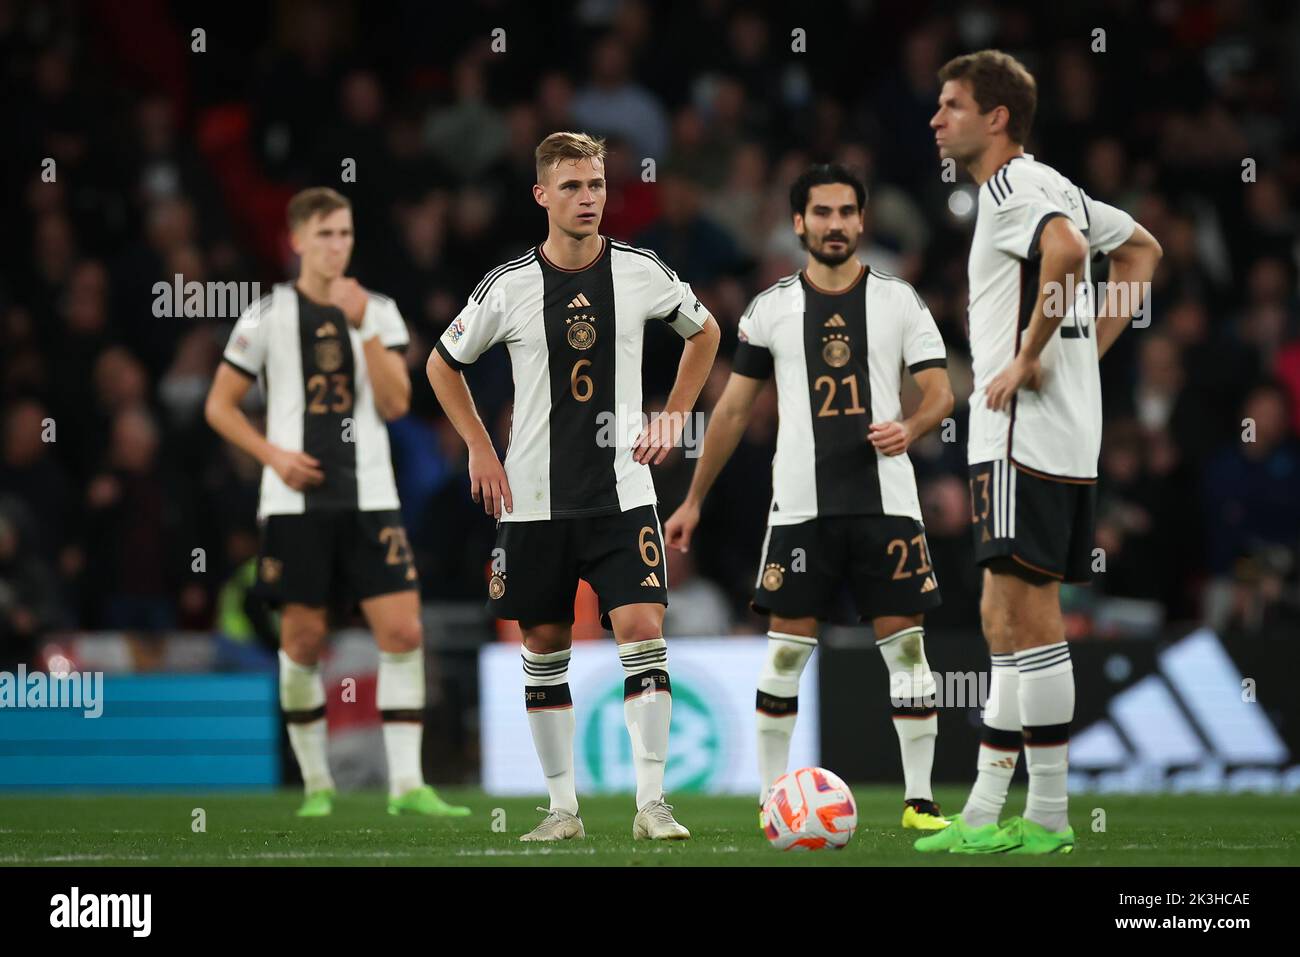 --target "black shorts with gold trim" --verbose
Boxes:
[252,508,419,608]
[486,503,667,630]
[751,514,942,623]
[968,458,1097,585]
